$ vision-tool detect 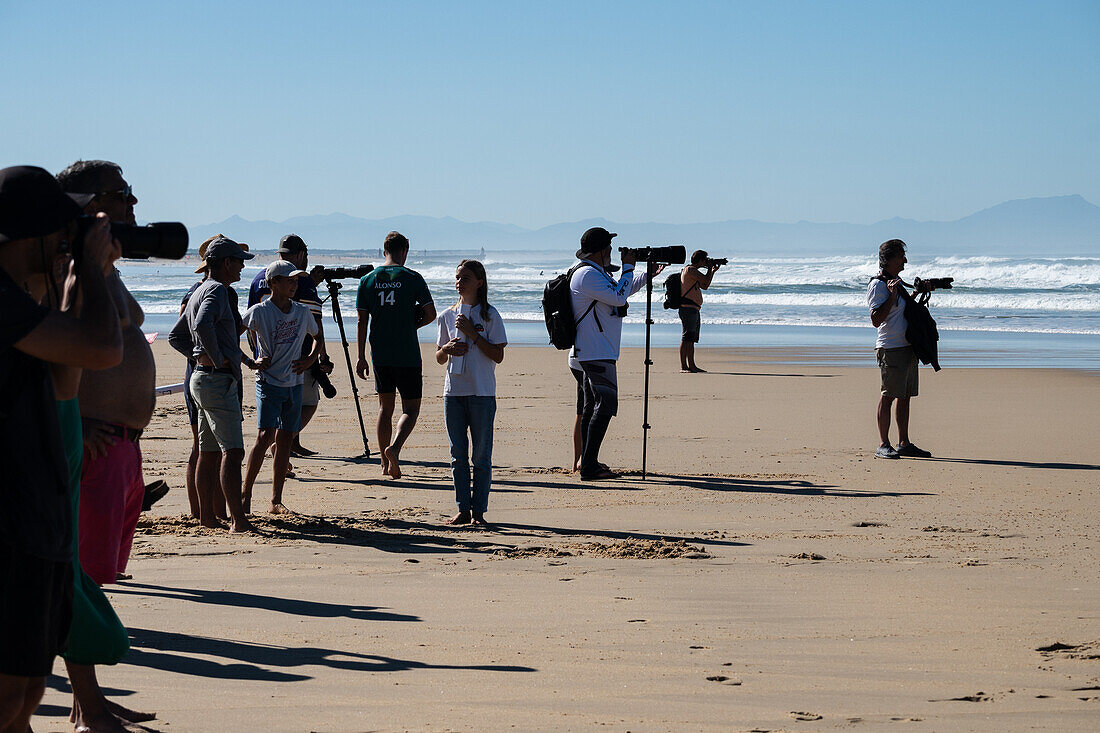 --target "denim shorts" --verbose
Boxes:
[256,381,304,432]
